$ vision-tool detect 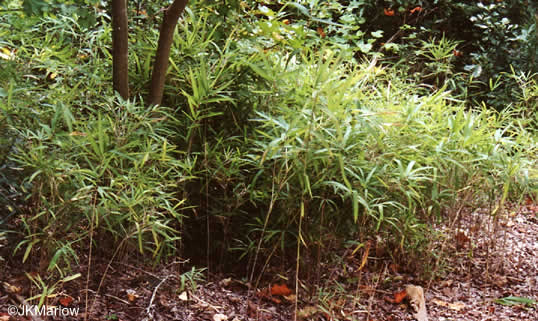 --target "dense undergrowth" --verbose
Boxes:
[0,0,536,295]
